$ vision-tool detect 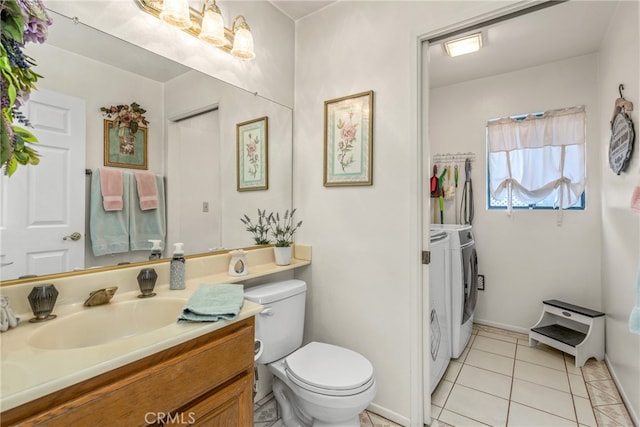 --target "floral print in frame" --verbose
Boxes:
[324,90,374,186]
[237,116,268,191]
